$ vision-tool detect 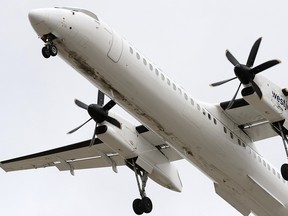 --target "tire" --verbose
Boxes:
[49,45,58,57]
[132,198,144,215]
[281,163,288,180]
[142,197,153,214]
[42,46,50,58]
